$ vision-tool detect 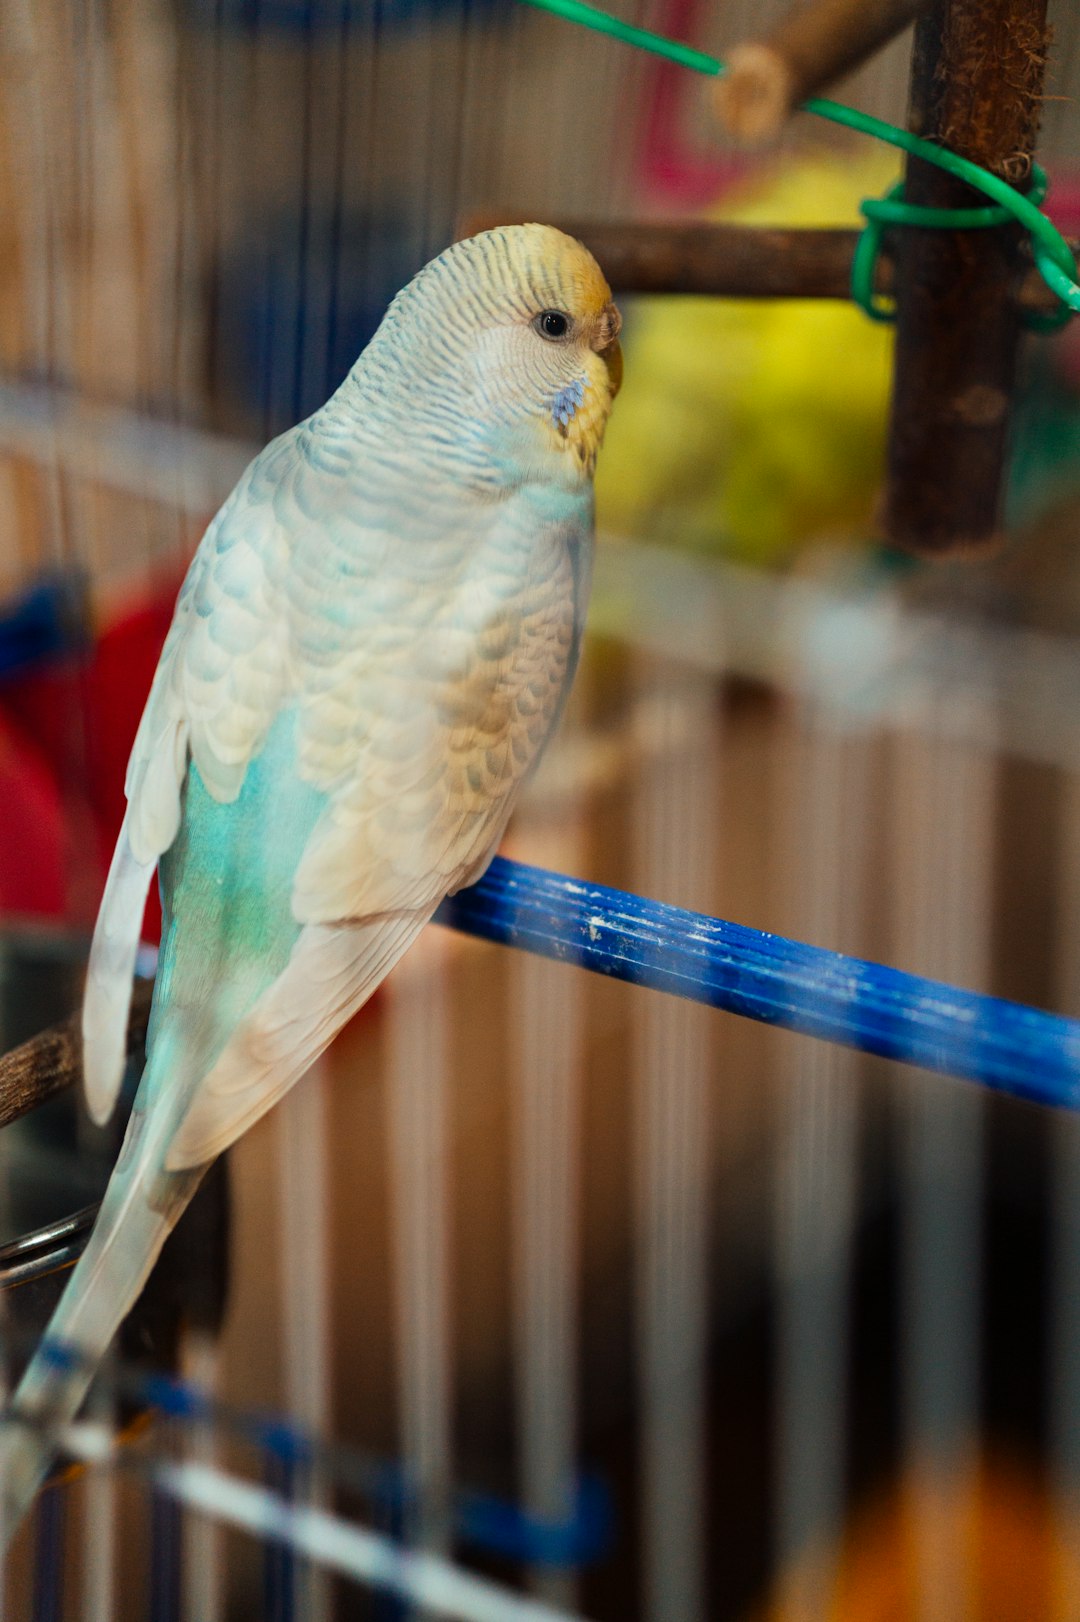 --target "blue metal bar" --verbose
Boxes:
[263,1451,297,1622]
[29,1349,612,1576]
[149,1481,183,1622]
[31,1486,66,1622]
[436,857,1080,1111]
